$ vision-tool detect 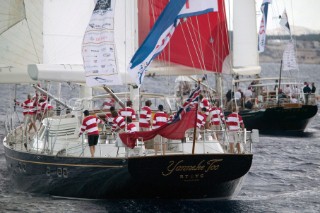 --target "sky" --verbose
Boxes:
[226,0,320,33]
[257,0,320,32]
